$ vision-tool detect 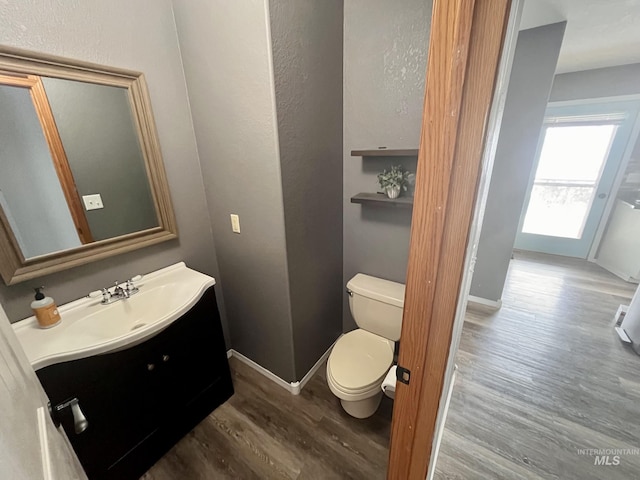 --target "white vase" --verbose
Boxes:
[385,186,401,199]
